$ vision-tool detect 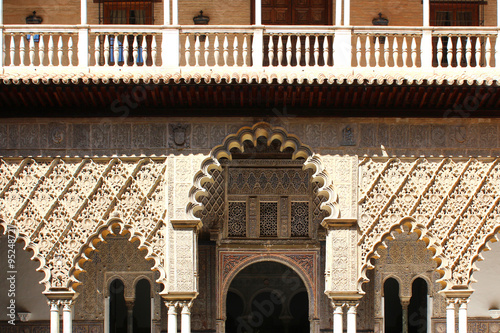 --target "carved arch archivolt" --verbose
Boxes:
[187,122,340,221]
[360,217,445,292]
[70,218,167,292]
